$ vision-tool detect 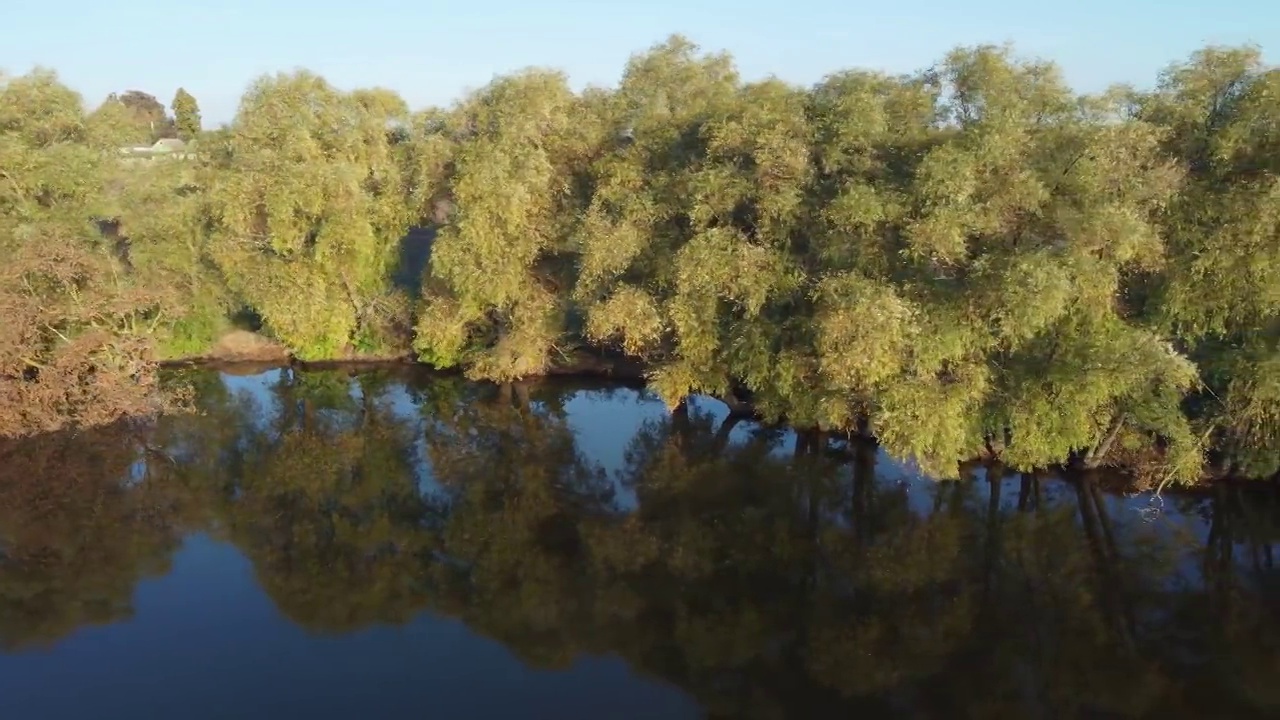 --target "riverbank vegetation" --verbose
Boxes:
[3,37,1280,484]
